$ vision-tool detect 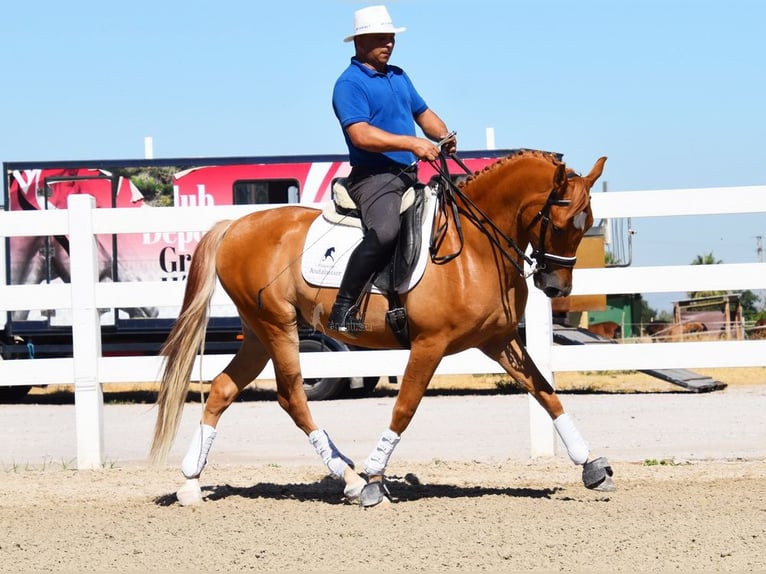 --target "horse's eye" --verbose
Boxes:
[573,211,587,230]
